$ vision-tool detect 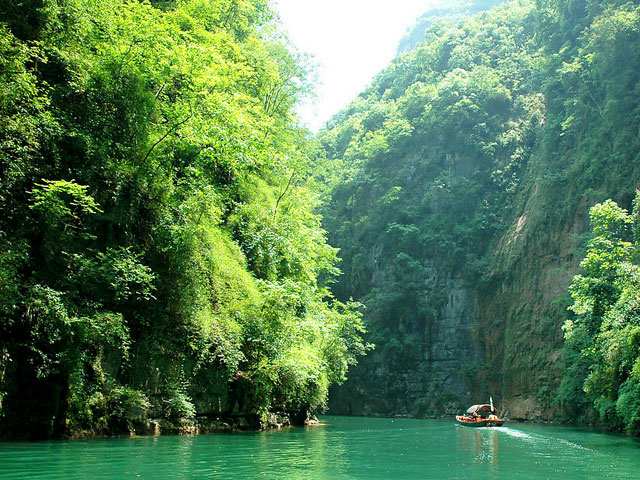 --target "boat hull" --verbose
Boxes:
[456,416,504,427]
